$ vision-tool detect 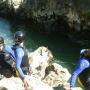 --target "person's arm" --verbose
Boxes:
[16,48,31,89]
[15,48,25,79]
[70,58,90,87]
[4,45,15,61]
